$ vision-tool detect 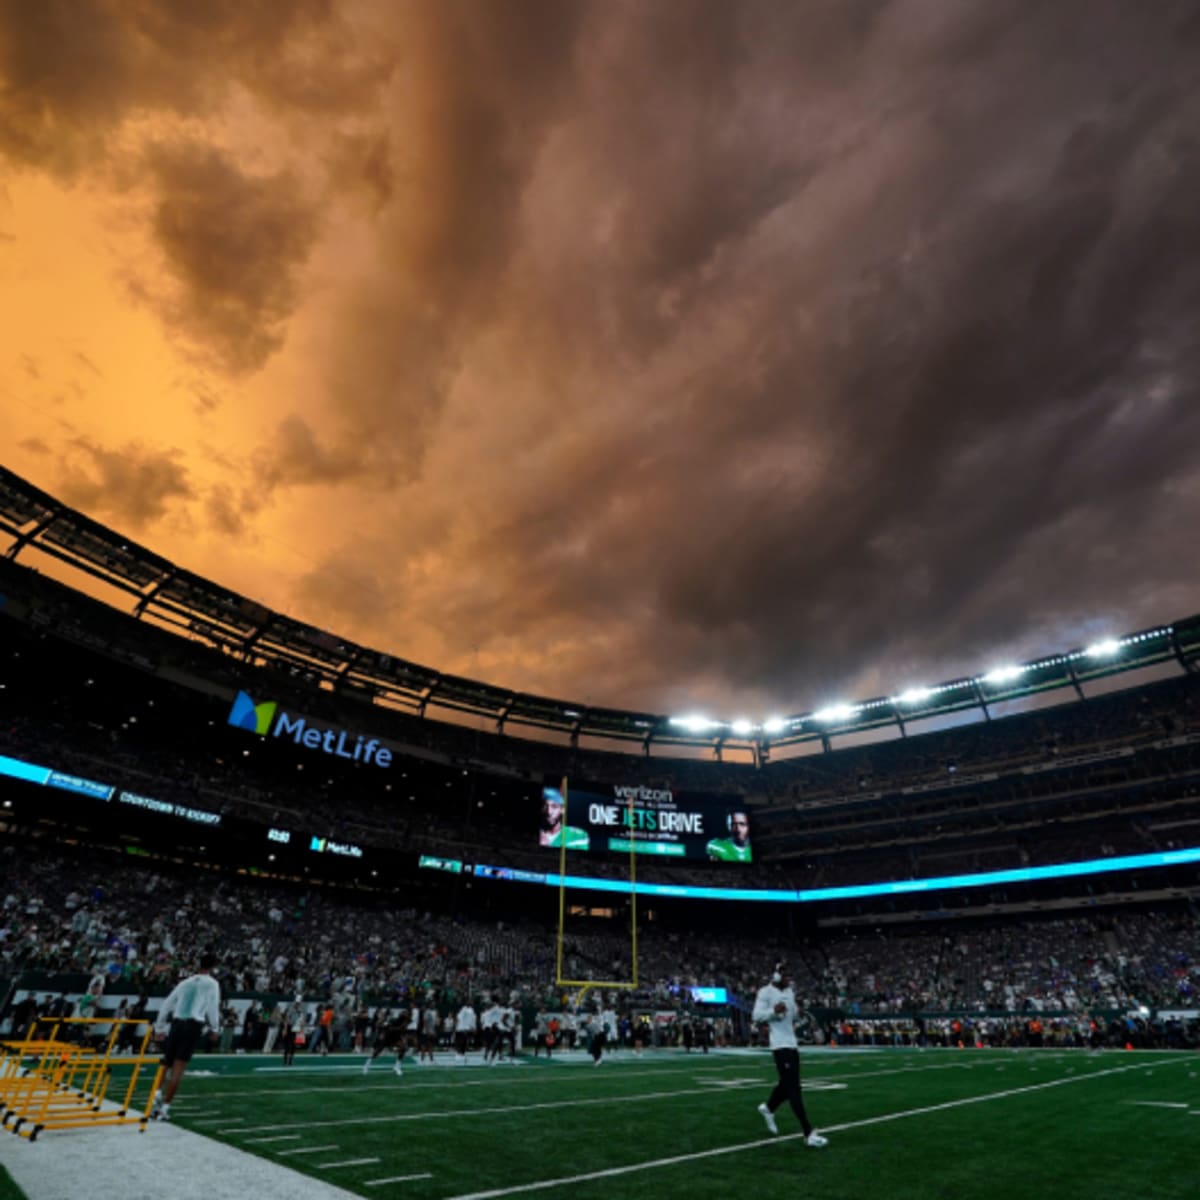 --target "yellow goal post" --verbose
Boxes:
[553,775,639,995]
